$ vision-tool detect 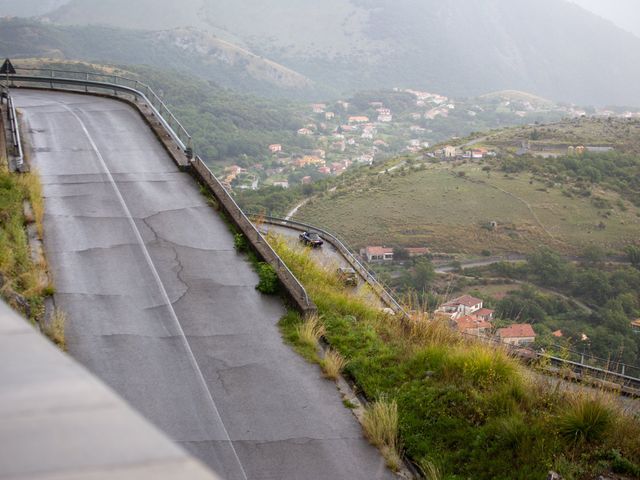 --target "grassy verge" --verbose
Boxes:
[0,165,60,343]
[270,234,640,479]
